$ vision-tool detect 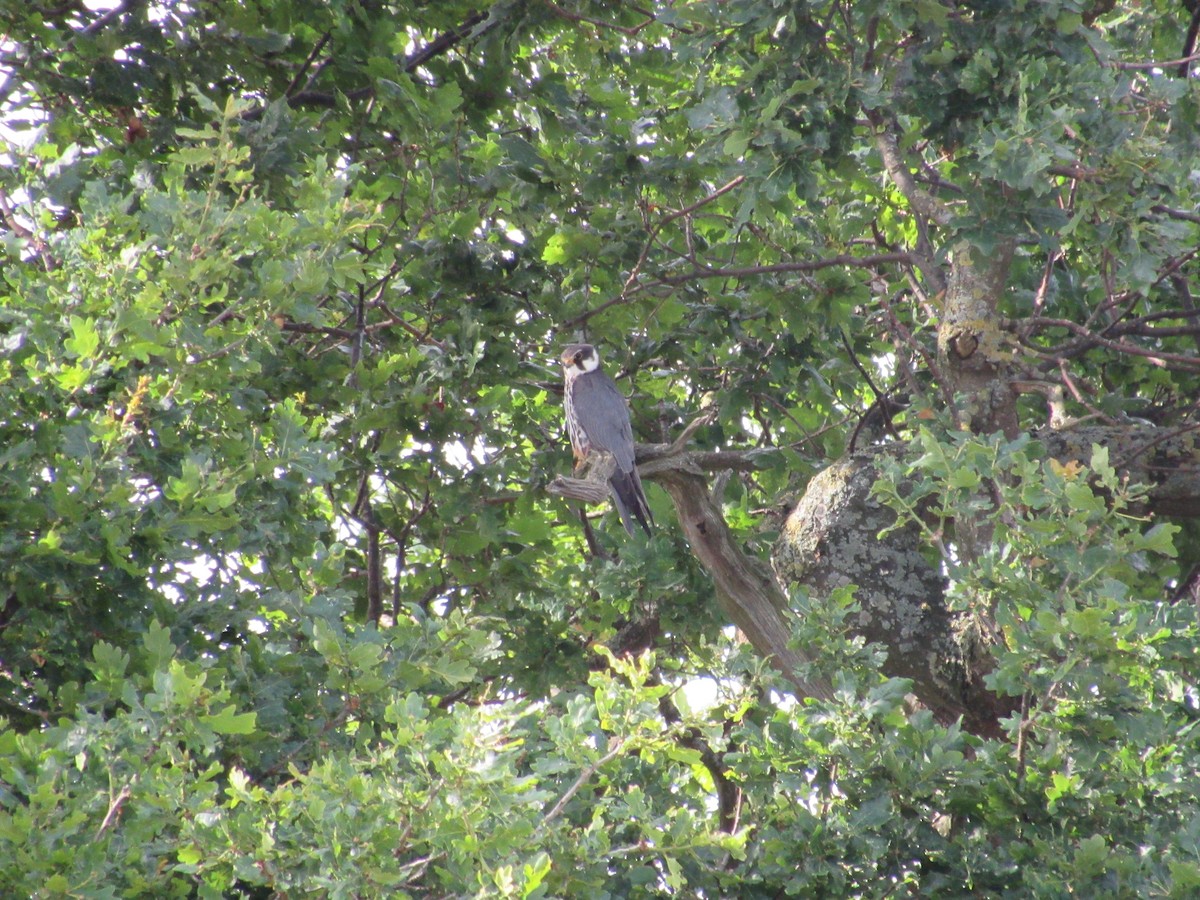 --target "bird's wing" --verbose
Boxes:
[571,371,637,470]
